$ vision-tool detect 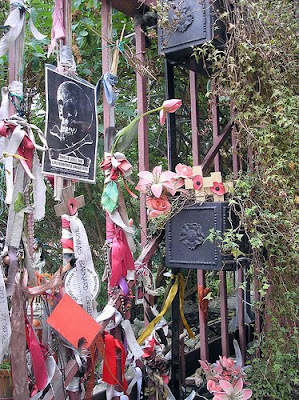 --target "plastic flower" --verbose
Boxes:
[213,379,252,400]
[210,182,226,196]
[175,163,193,178]
[159,99,182,126]
[100,152,132,181]
[146,195,171,218]
[193,175,203,190]
[136,165,177,198]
